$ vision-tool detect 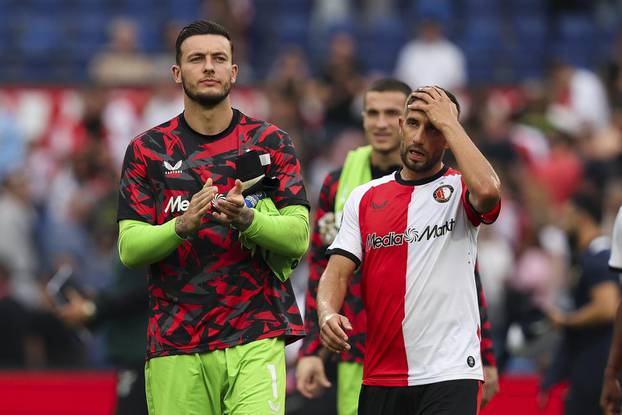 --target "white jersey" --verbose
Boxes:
[610,206,622,272]
[328,167,500,386]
